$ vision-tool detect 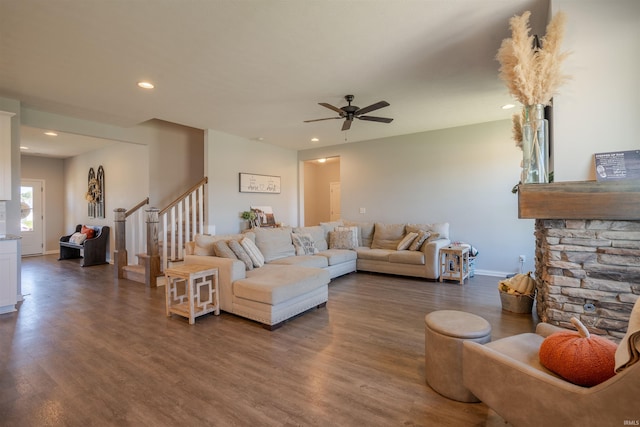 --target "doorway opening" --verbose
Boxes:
[303,157,340,226]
